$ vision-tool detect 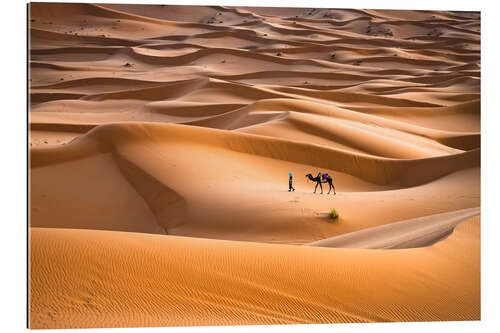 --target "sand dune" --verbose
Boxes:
[30,122,479,244]
[308,207,480,248]
[29,215,480,328]
[28,3,480,329]
[30,122,479,184]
